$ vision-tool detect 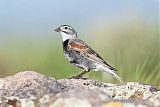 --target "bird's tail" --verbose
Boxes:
[97,65,123,83]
